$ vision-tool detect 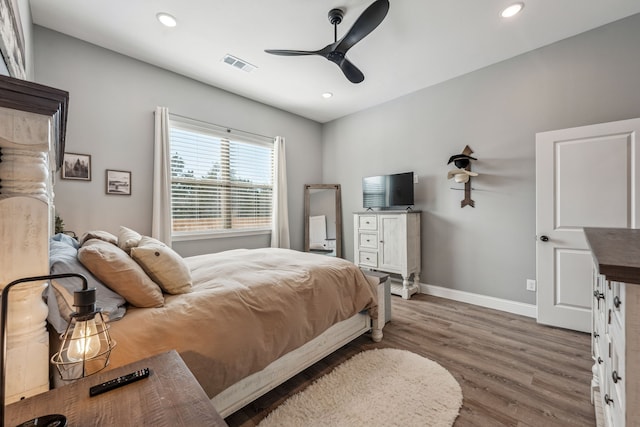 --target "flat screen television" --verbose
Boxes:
[363,172,414,209]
